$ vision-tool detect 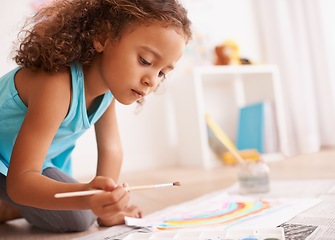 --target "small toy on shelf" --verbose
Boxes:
[214,39,252,65]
